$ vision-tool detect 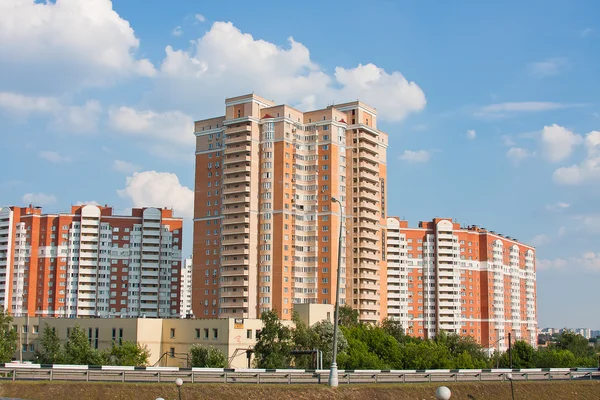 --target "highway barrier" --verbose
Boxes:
[0,363,598,384]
